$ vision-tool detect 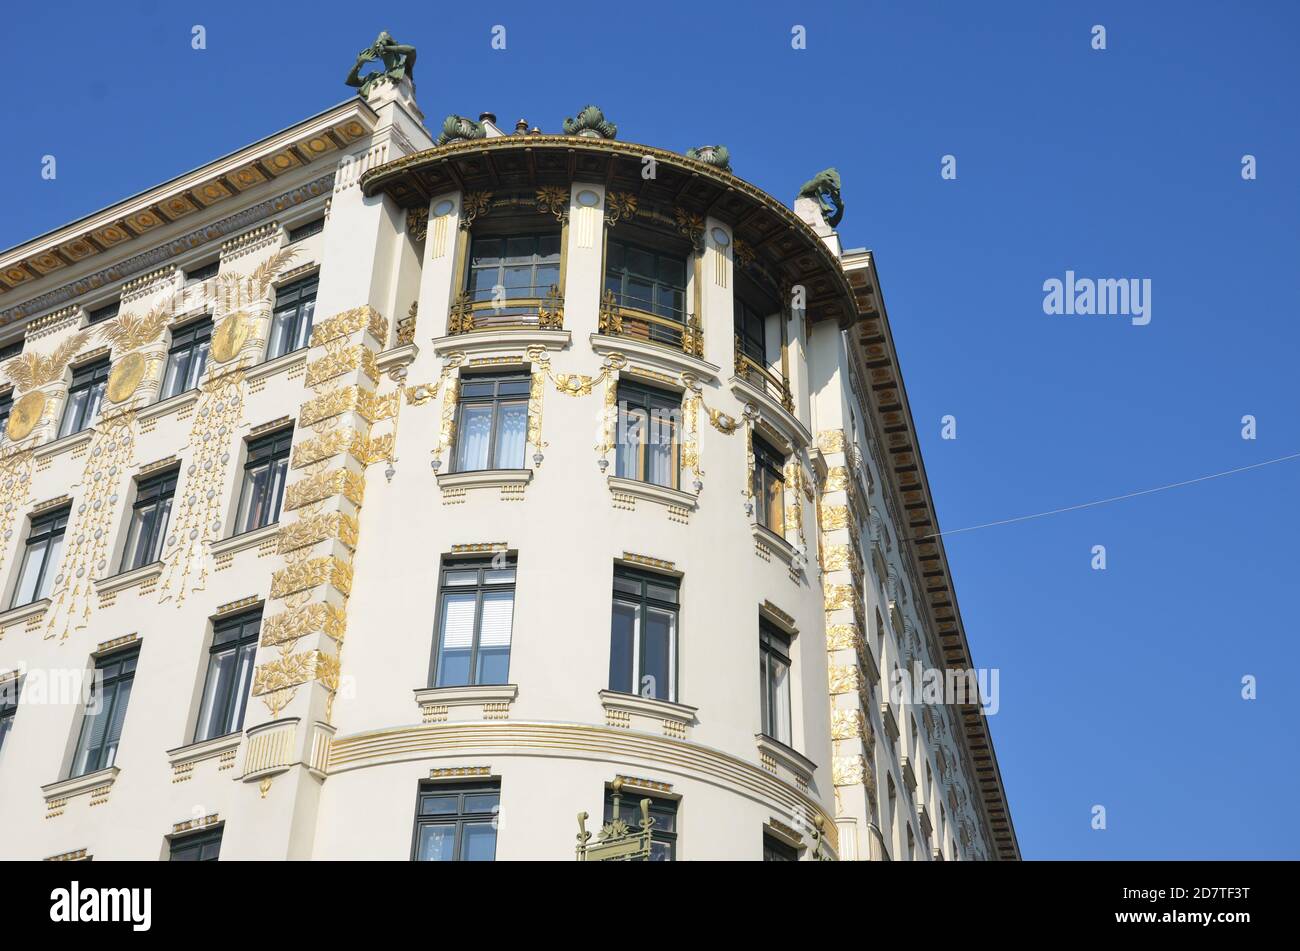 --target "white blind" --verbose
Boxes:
[440,594,477,649]
[478,592,515,647]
